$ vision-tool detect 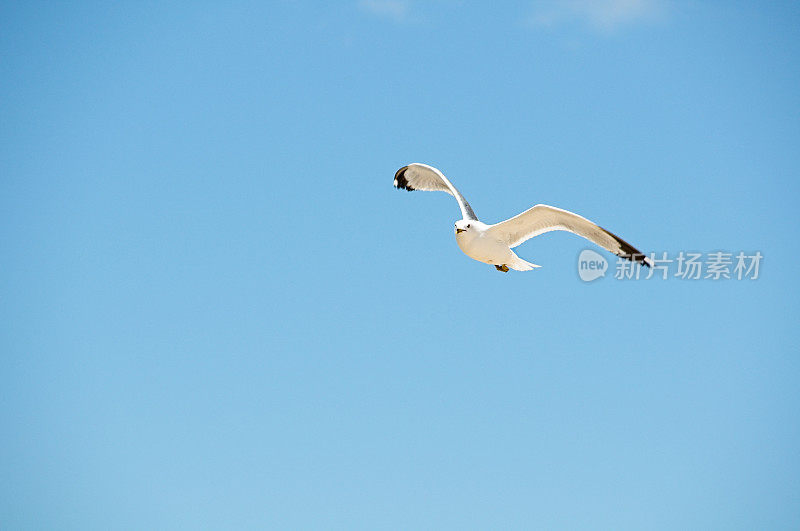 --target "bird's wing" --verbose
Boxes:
[393,163,477,220]
[486,204,651,266]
